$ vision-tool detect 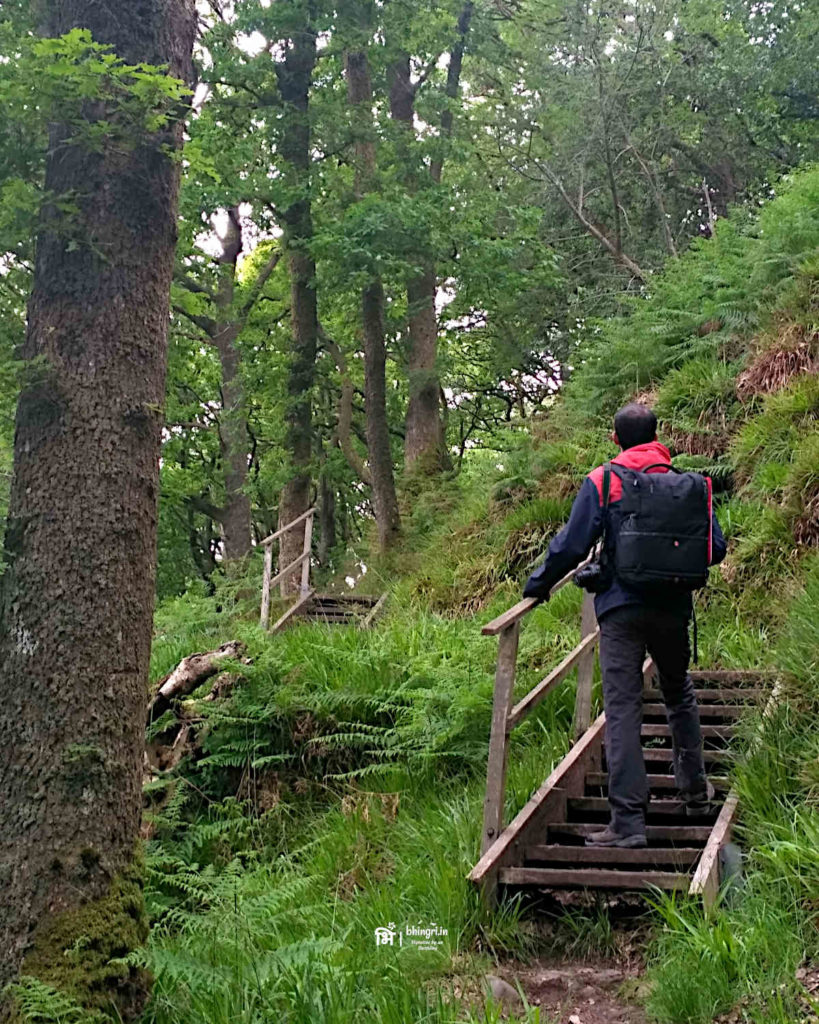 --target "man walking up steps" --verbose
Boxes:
[523,405,727,847]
